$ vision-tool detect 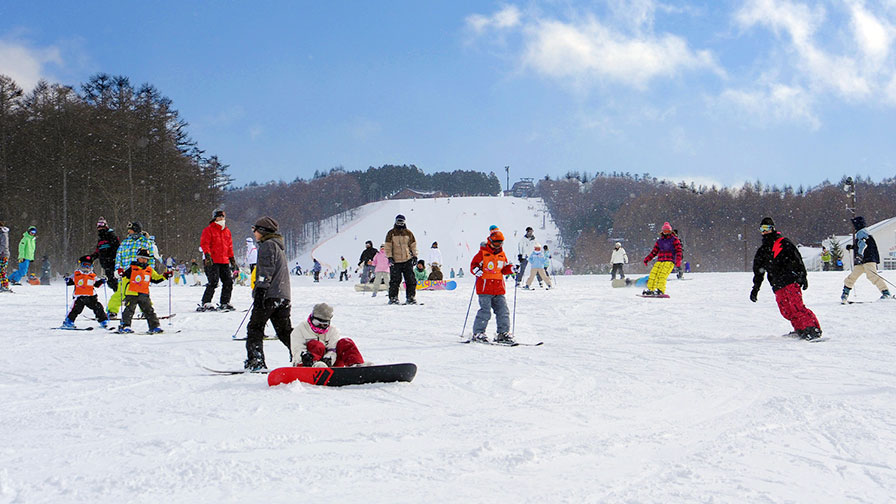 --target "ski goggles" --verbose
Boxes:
[759,224,774,233]
[310,316,330,329]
